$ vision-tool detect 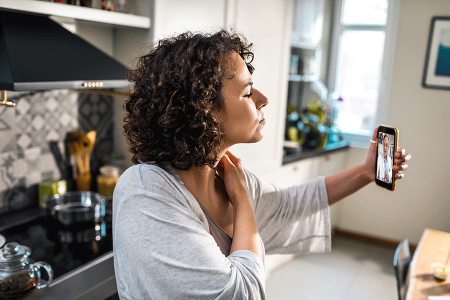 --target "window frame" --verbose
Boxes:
[327,0,400,148]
